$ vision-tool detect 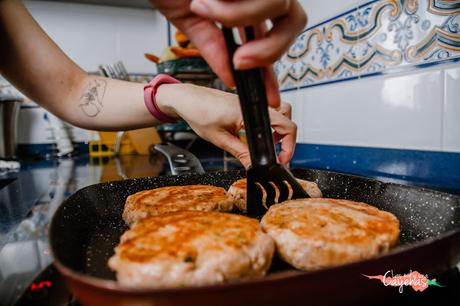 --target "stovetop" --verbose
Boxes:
[1,145,459,306]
